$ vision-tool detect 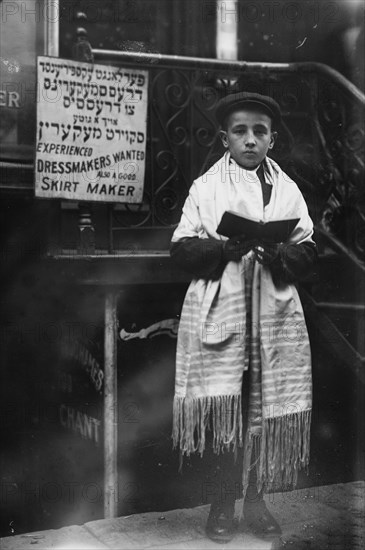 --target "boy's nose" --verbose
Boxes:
[245,131,256,146]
